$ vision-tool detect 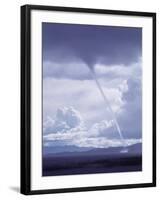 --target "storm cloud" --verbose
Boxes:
[43,23,142,68]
